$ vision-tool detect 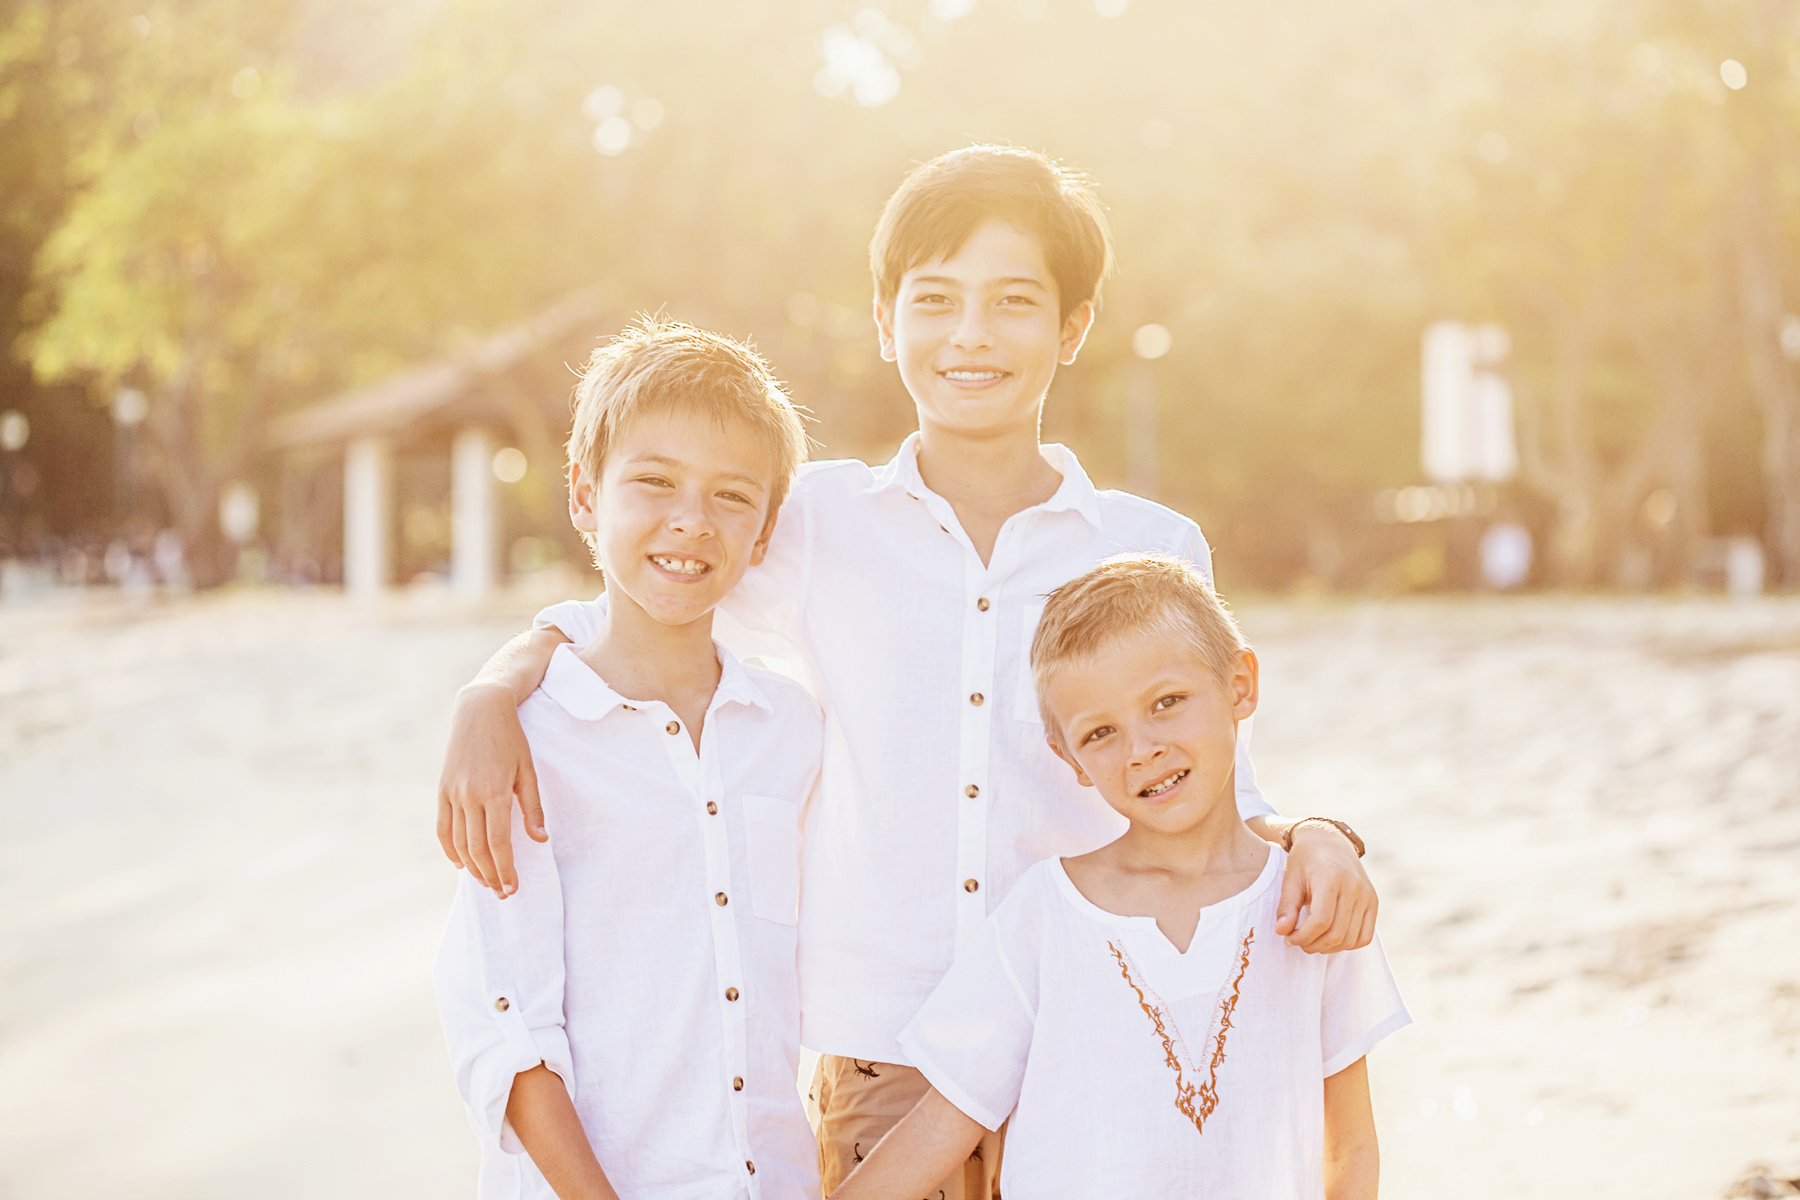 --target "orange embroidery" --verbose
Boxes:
[1109,928,1254,1135]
